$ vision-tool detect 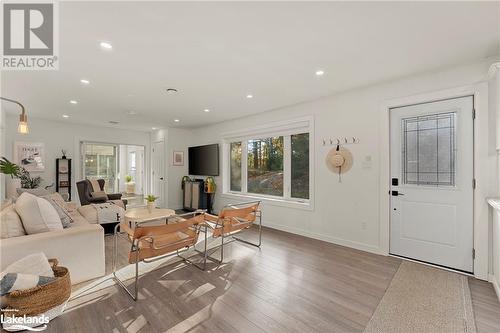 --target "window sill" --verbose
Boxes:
[221,192,313,211]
